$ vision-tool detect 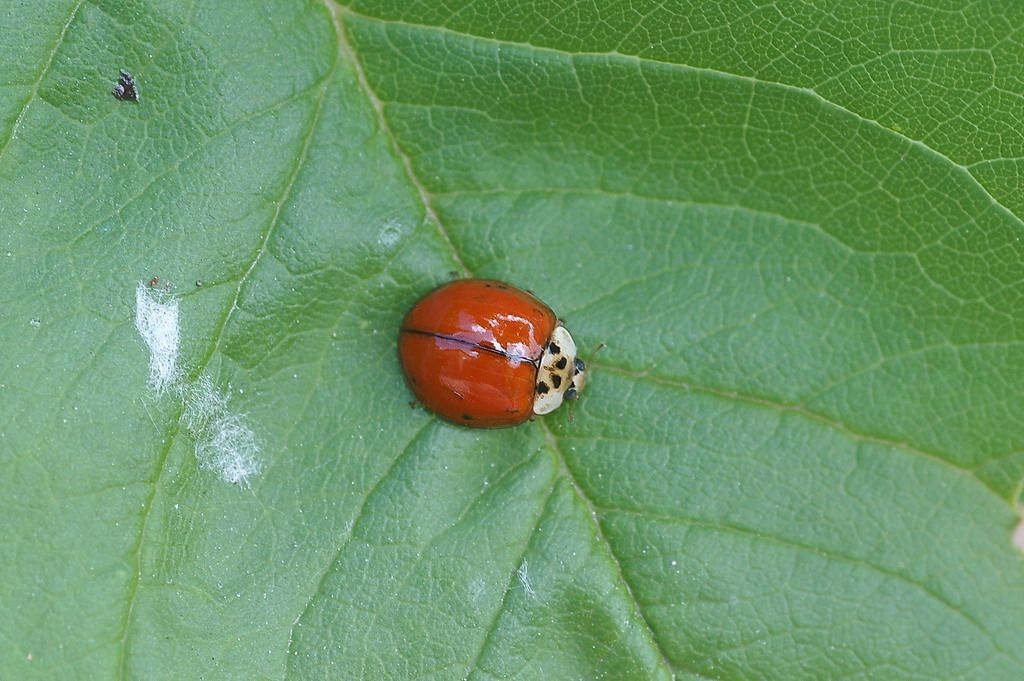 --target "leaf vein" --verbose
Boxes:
[329,1,470,276]
[342,8,1024,229]
[596,363,1009,504]
[0,0,85,162]
[116,68,332,679]
[282,418,435,676]
[599,504,1018,664]
[541,422,680,680]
